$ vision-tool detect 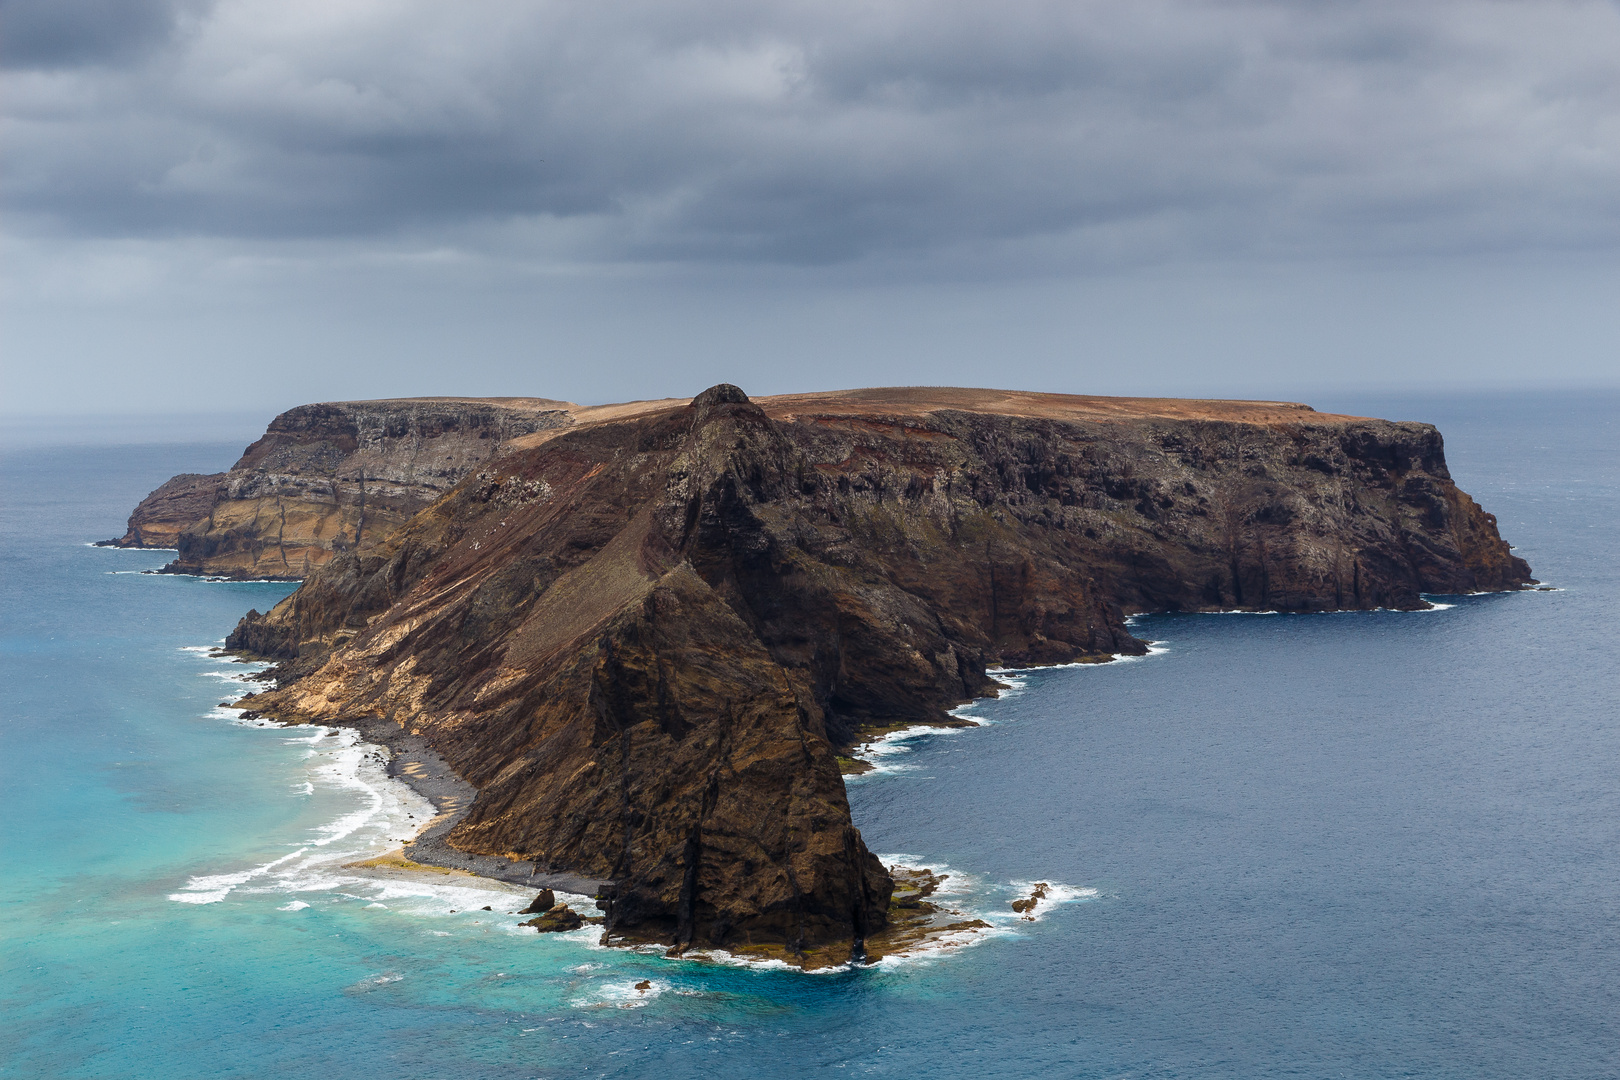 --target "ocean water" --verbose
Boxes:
[2,392,1616,1079]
